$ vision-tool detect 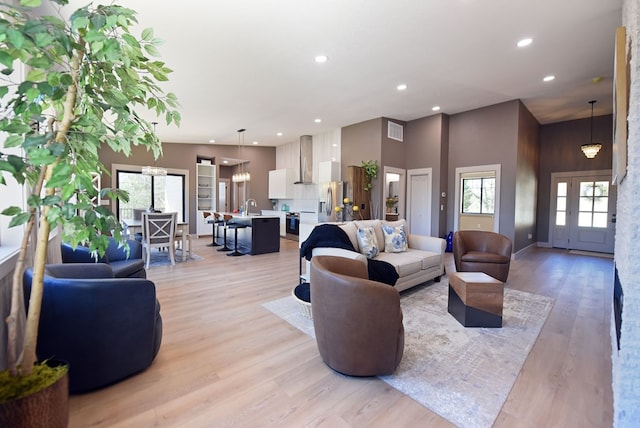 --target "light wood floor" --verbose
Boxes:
[68,237,614,427]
